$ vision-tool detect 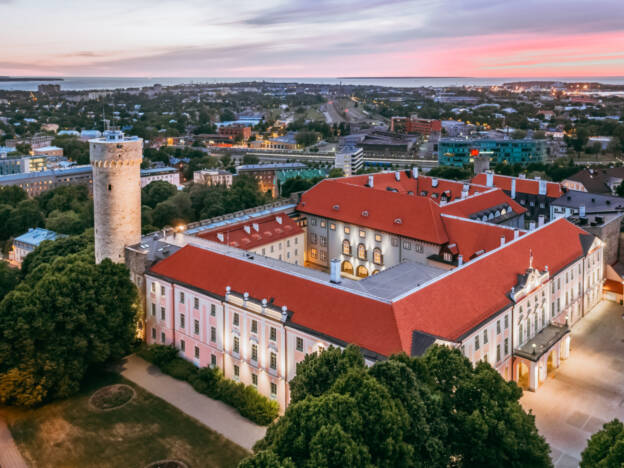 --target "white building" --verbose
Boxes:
[141,167,182,188]
[334,146,363,177]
